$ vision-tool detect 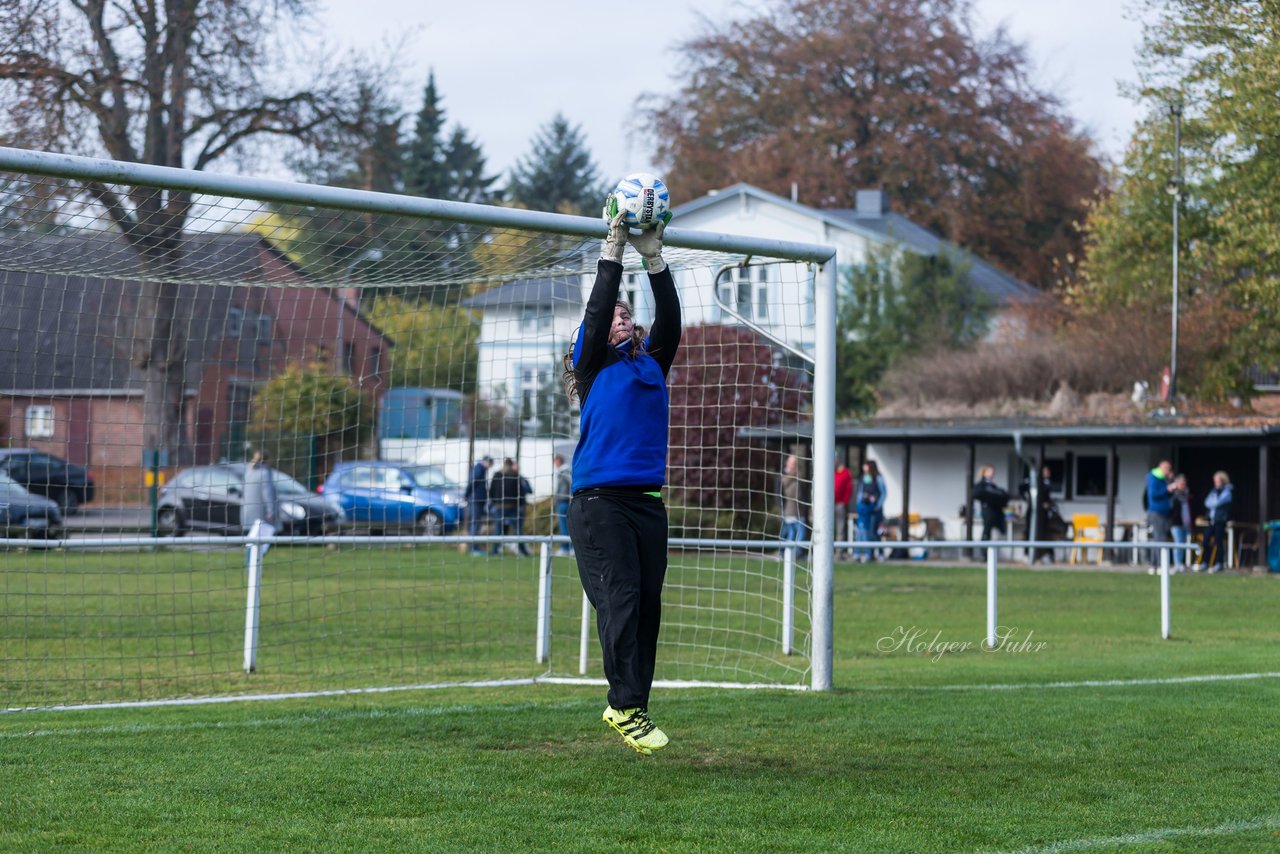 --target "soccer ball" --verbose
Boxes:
[608,173,671,230]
